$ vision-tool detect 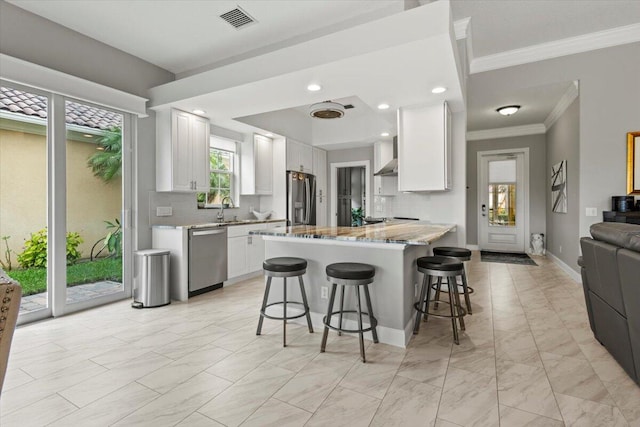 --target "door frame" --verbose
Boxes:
[330,160,371,227]
[477,148,530,253]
